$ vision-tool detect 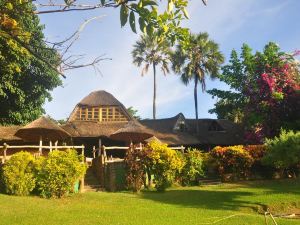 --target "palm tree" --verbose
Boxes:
[172,32,224,133]
[132,34,171,119]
